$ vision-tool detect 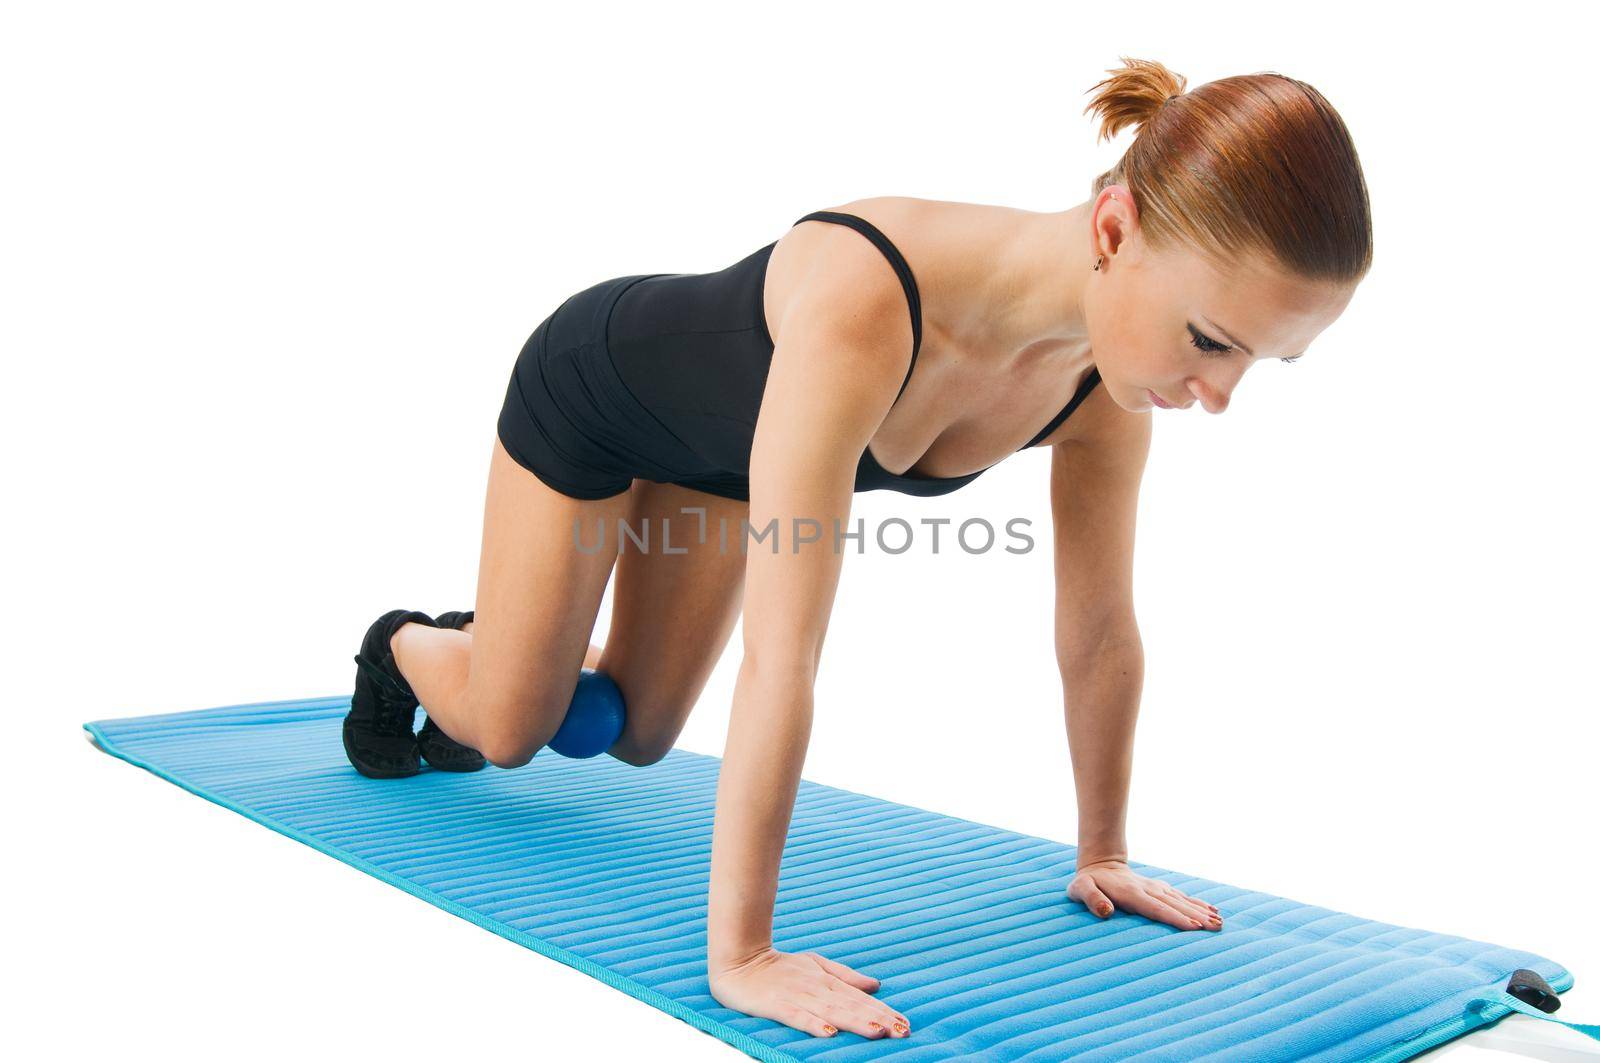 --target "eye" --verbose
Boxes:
[1187,323,1233,357]
[1282,355,1303,365]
